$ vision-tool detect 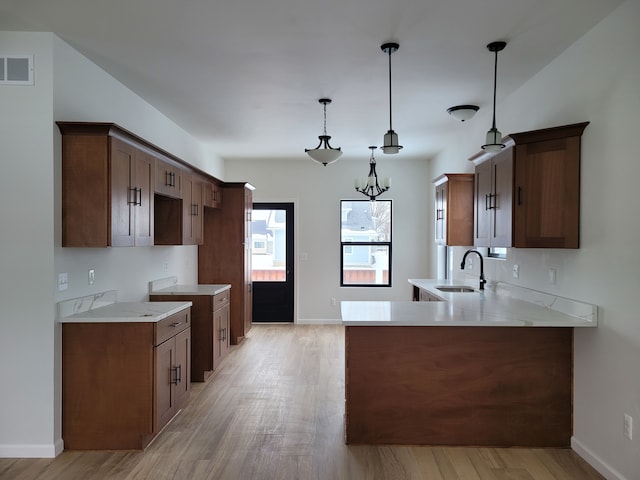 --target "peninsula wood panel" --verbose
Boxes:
[345,325,573,447]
